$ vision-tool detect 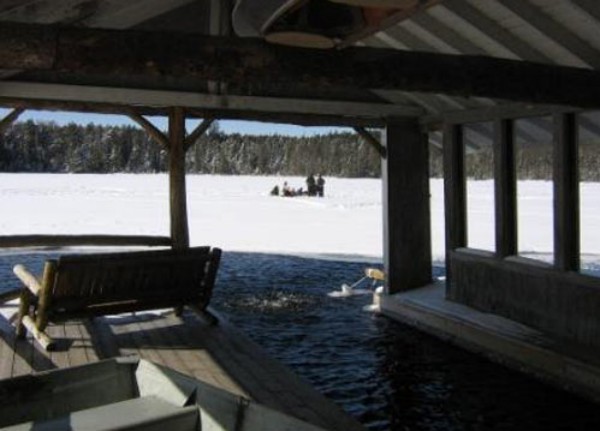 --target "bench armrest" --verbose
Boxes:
[13,264,42,296]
